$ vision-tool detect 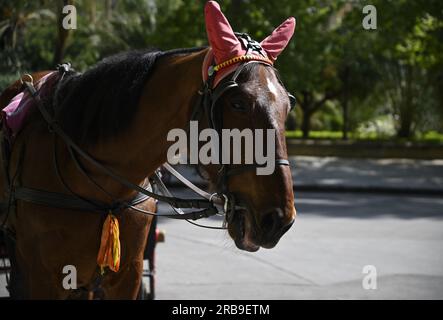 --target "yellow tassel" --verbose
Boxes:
[97,212,121,272]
